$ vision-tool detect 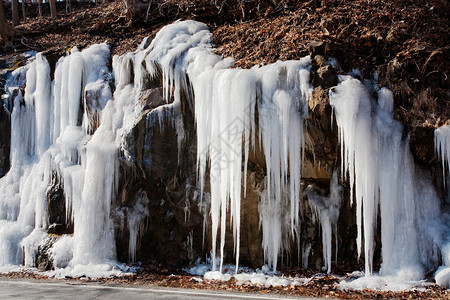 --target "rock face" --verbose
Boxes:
[47,175,73,235]
[111,73,205,266]
[0,103,10,177]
